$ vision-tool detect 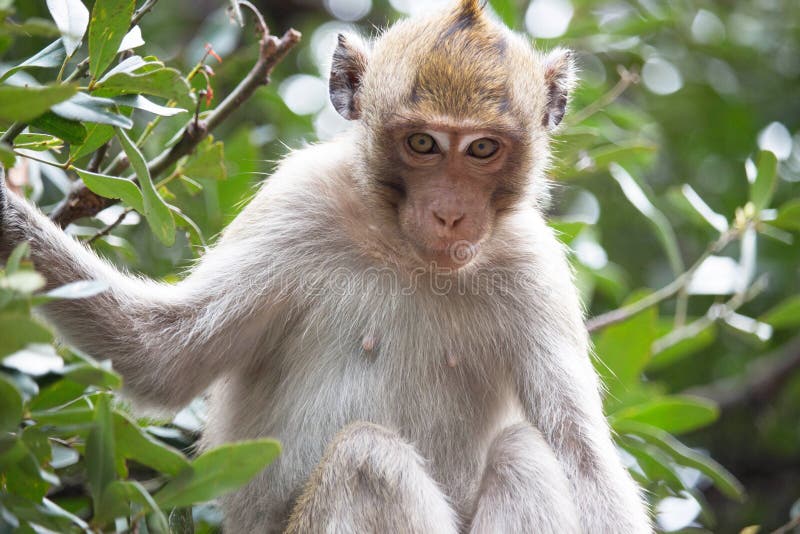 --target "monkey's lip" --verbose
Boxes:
[414,241,481,271]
